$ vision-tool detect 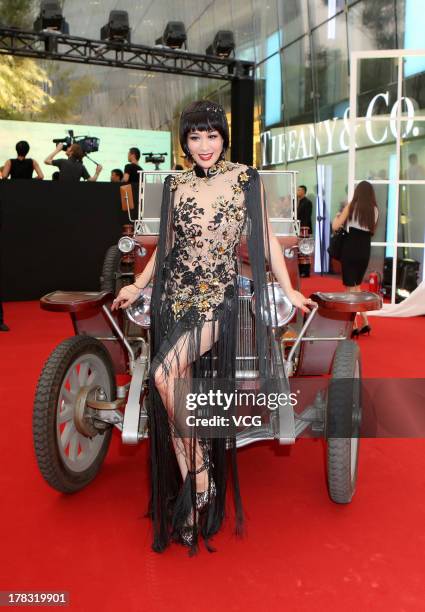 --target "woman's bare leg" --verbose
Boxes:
[345,284,368,328]
[152,319,219,491]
